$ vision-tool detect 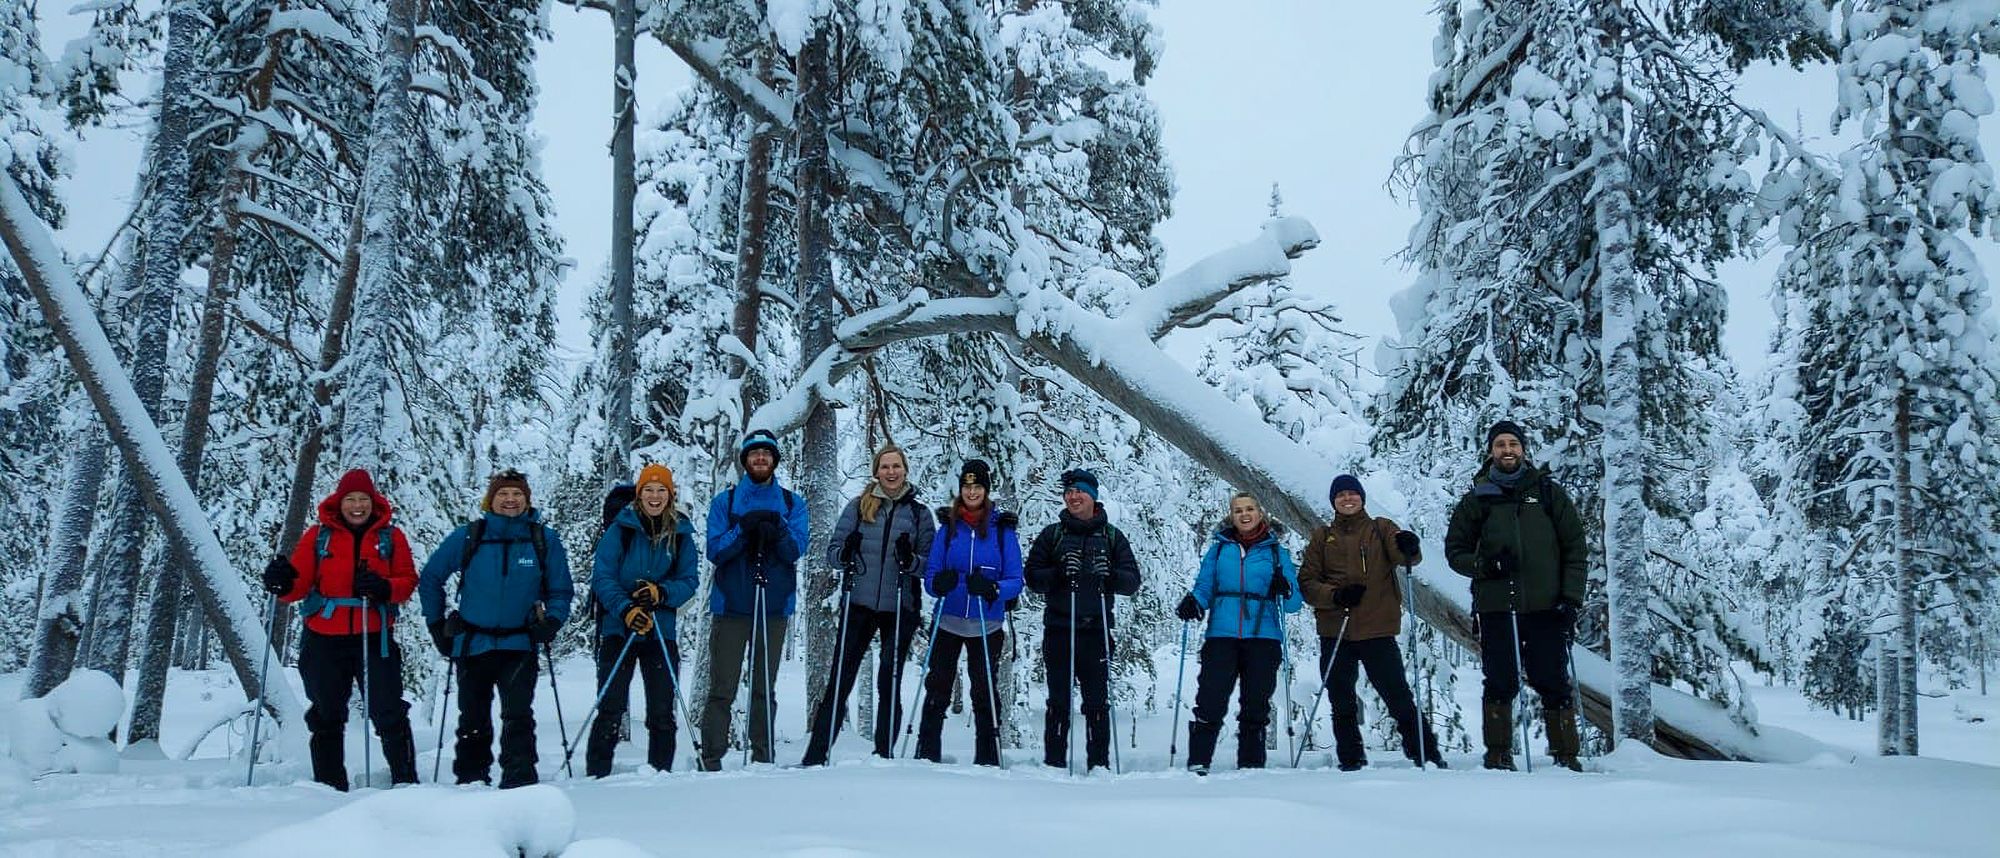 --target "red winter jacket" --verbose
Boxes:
[281,484,418,636]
